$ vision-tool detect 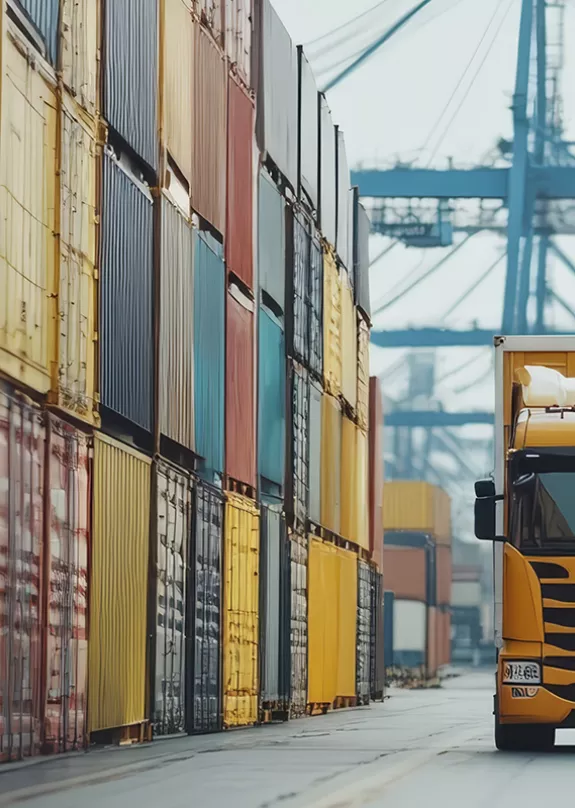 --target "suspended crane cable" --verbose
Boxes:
[369,240,399,267]
[435,351,487,386]
[304,0,392,50]
[454,365,494,394]
[441,251,506,320]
